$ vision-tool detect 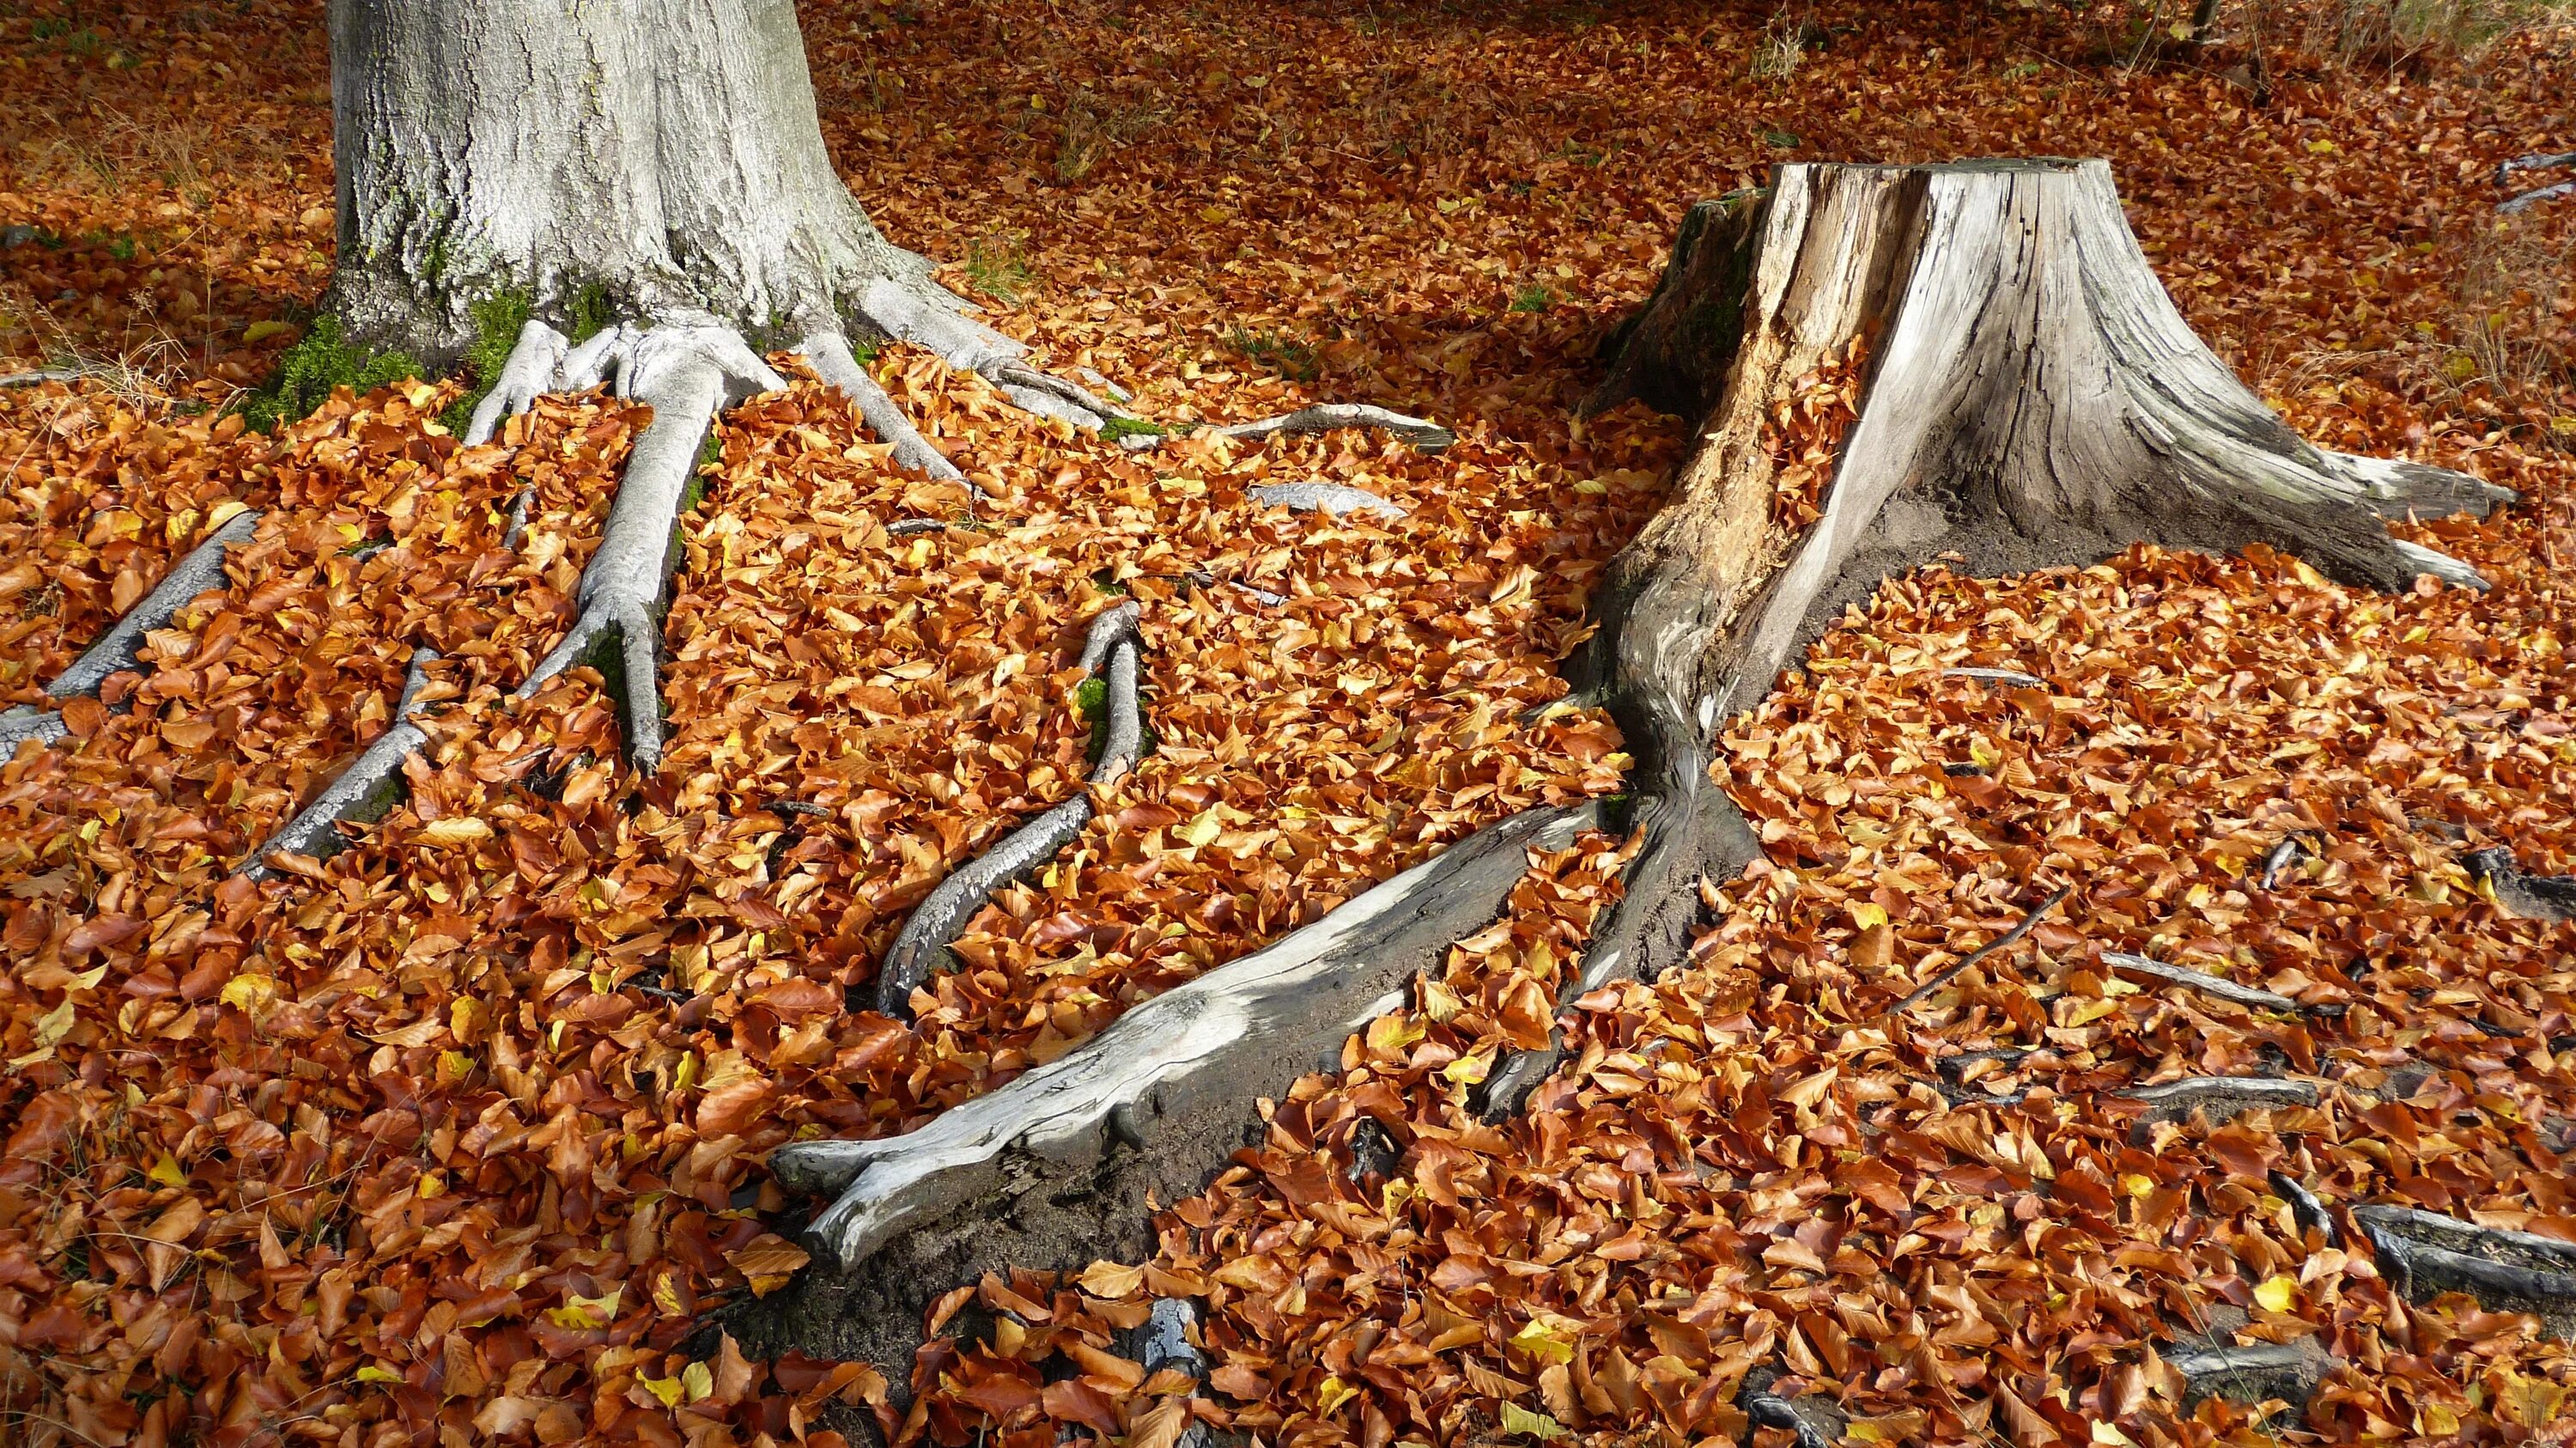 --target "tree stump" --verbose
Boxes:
[1483,159,2508,1107]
